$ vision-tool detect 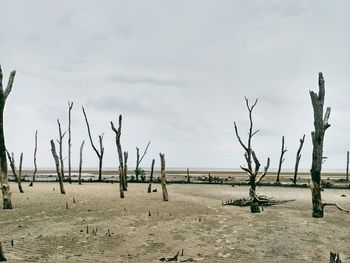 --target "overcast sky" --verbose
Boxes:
[1,0,350,171]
